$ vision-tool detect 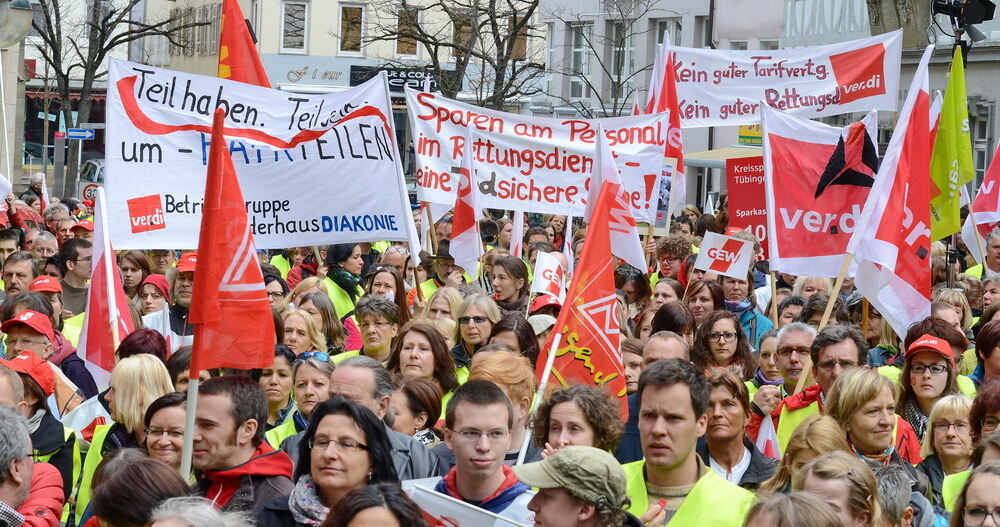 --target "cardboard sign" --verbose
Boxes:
[694,231,755,279]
